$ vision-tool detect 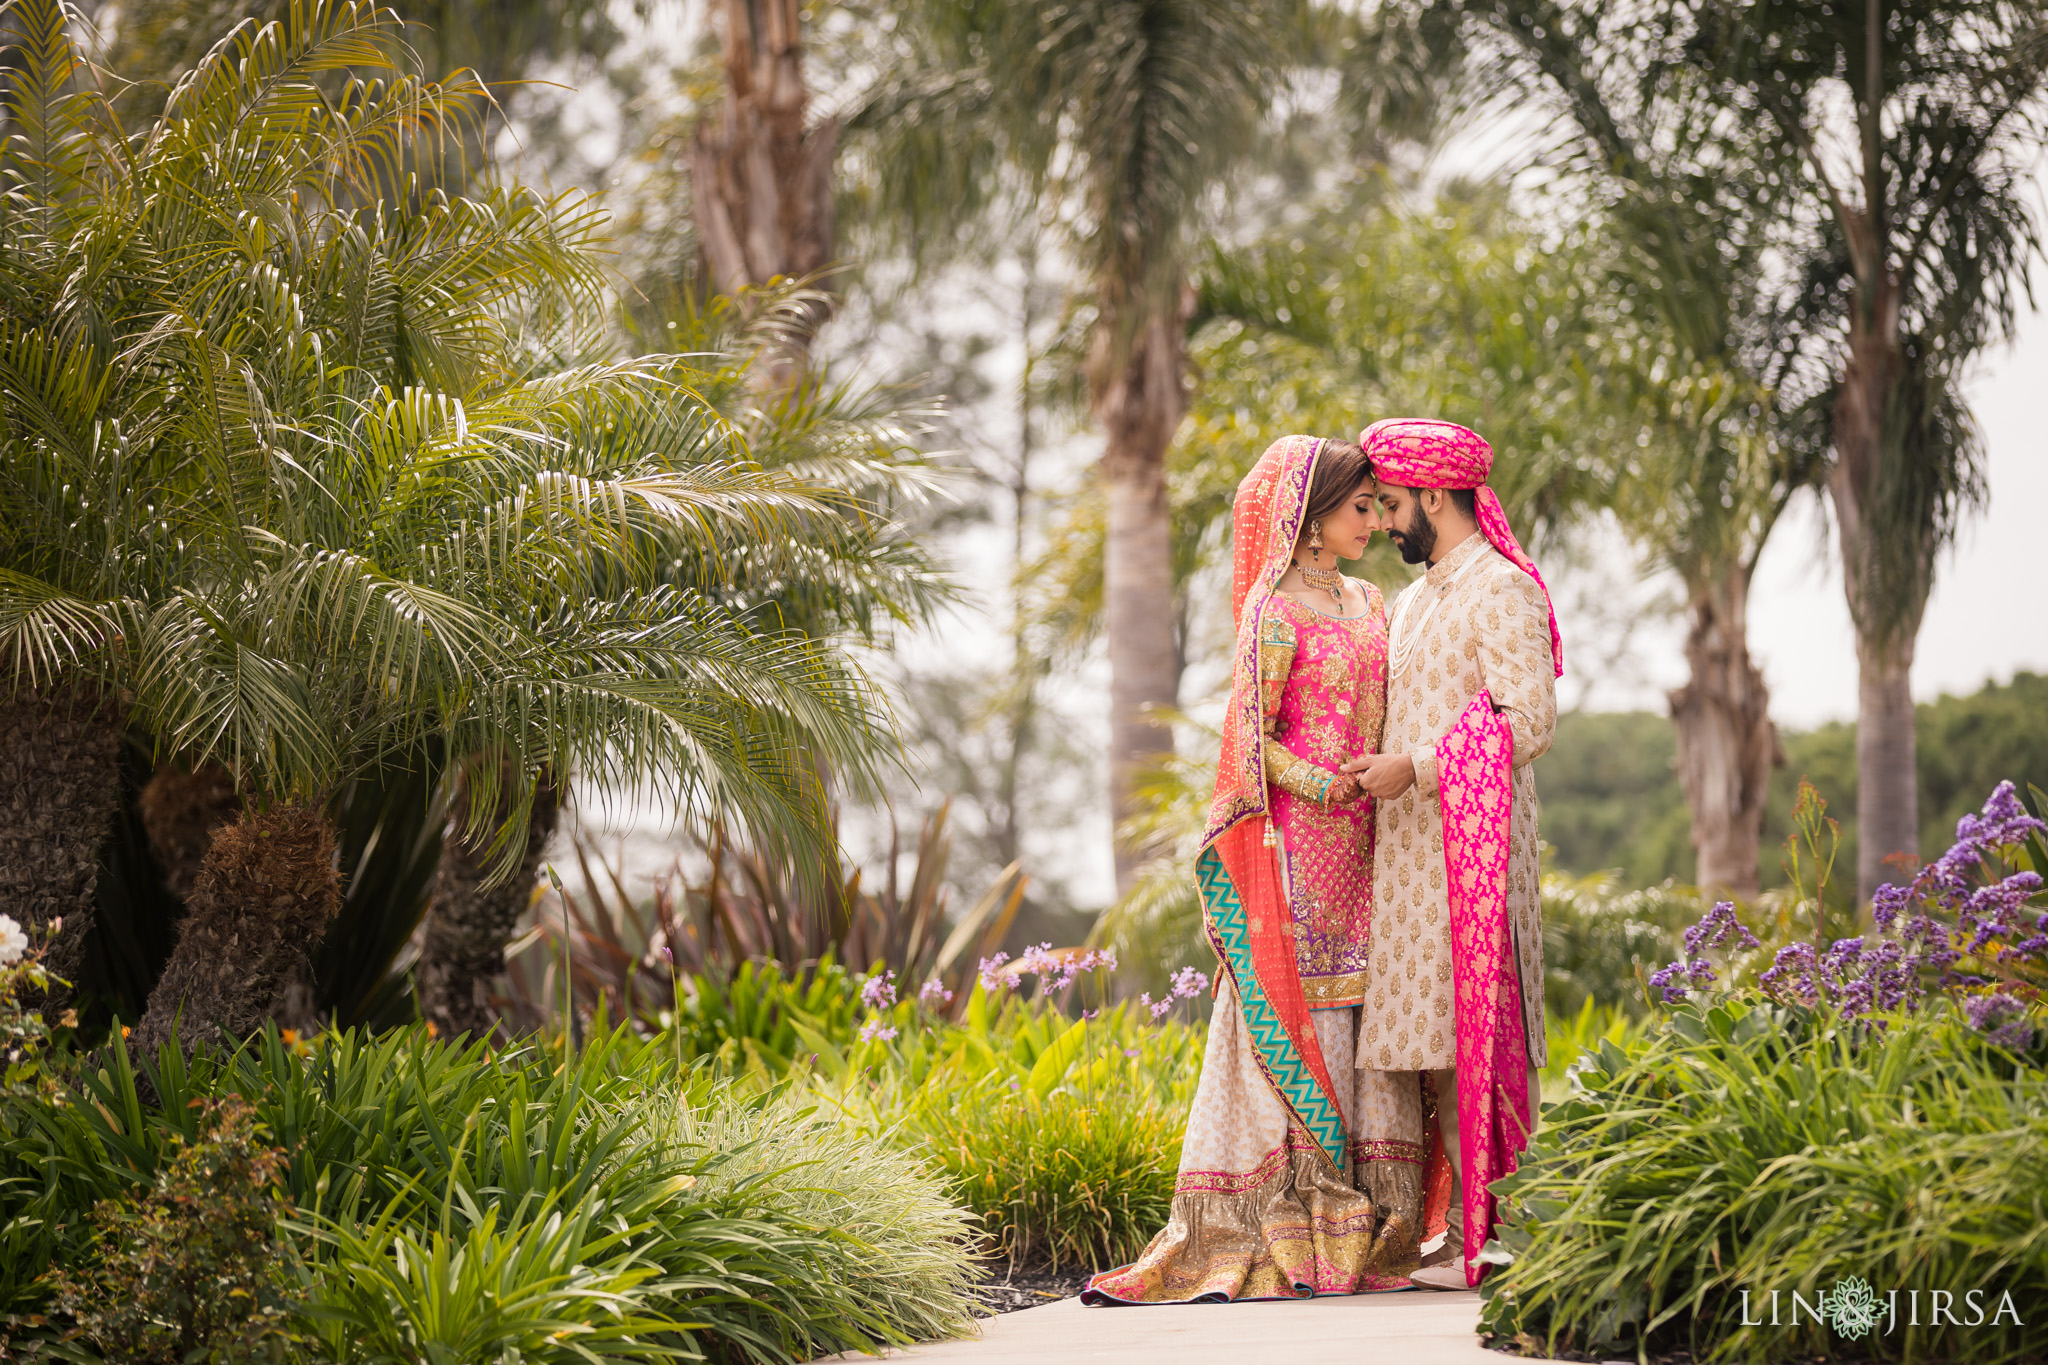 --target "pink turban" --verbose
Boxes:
[1360,418,1562,678]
